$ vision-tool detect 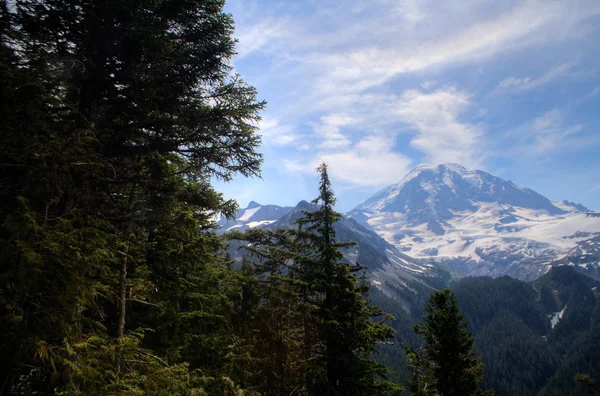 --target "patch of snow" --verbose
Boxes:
[246,220,276,228]
[238,206,261,221]
[549,304,567,329]
[405,267,424,273]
